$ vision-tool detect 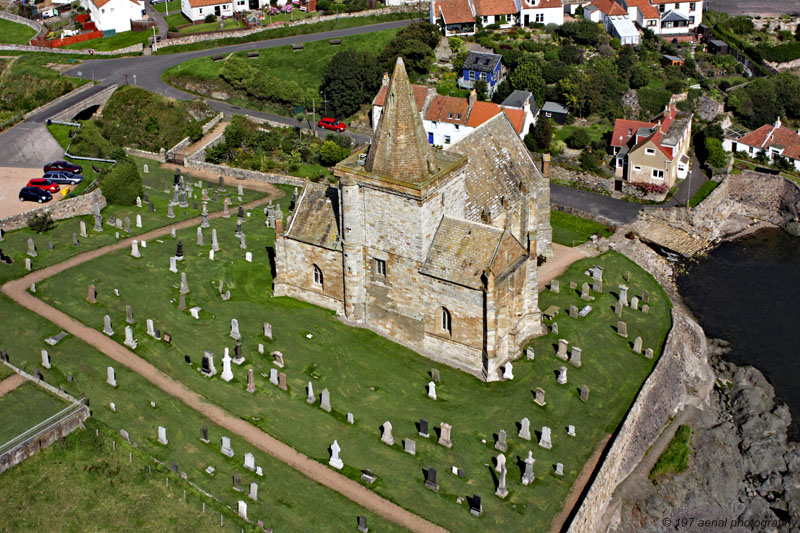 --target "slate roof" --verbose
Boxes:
[500,90,534,110]
[661,9,689,22]
[463,51,502,73]
[420,217,501,289]
[284,184,341,250]
[542,101,568,115]
[452,112,542,222]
